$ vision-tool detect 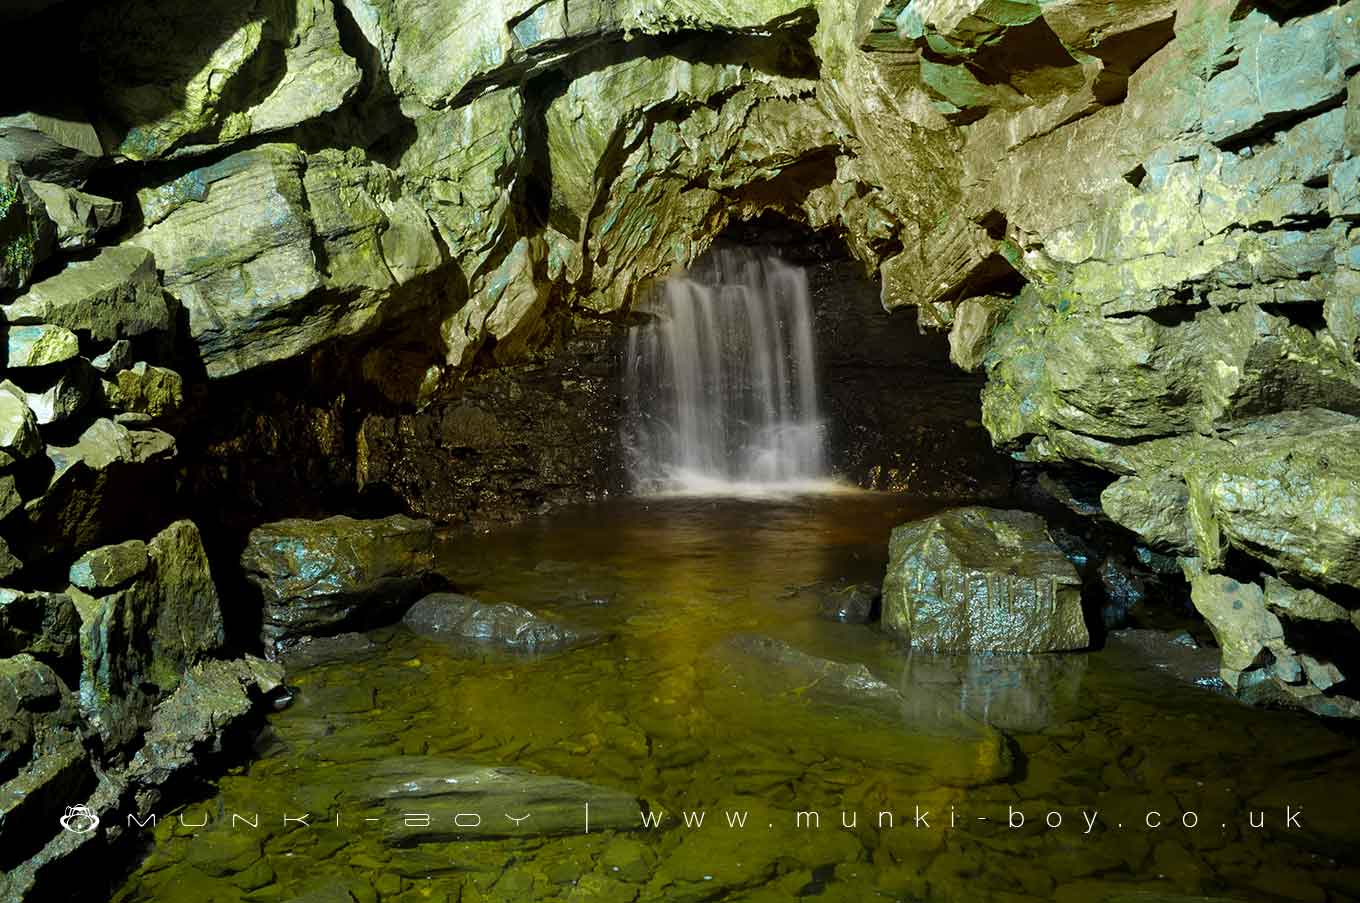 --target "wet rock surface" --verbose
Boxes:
[356,757,645,844]
[403,592,609,654]
[815,582,880,624]
[882,506,1088,652]
[241,514,439,656]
